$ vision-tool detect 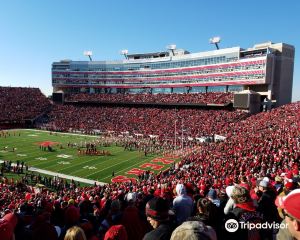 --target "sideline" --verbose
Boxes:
[23,129,100,138]
[0,160,106,186]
